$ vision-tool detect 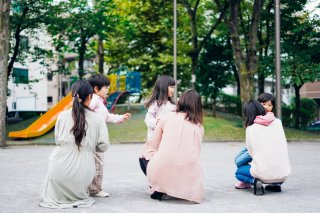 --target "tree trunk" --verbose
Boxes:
[181,0,228,88]
[257,0,273,95]
[257,69,265,94]
[257,22,264,94]
[232,64,240,96]
[78,35,87,79]
[227,0,264,118]
[212,97,217,117]
[7,5,28,80]
[293,84,302,129]
[0,0,11,147]
[97,36,104,74]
